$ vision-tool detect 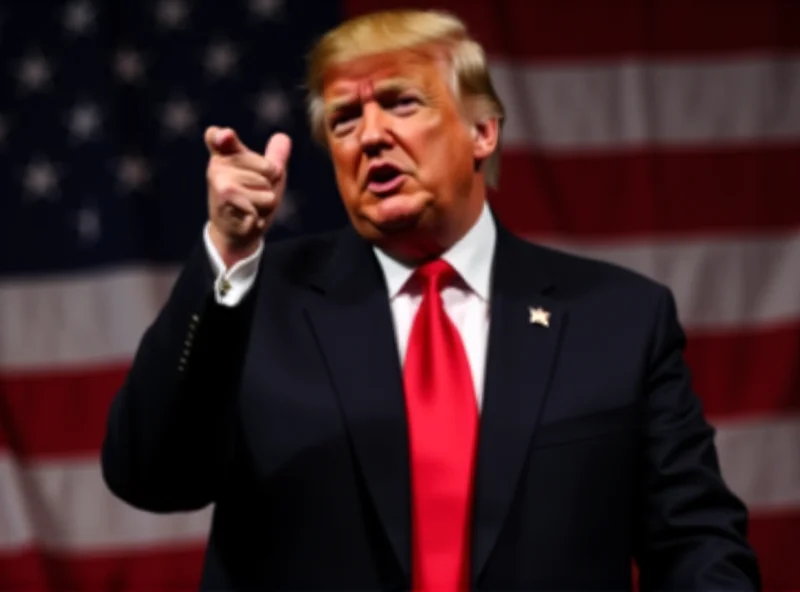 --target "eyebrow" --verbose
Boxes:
[324,77,418,116]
